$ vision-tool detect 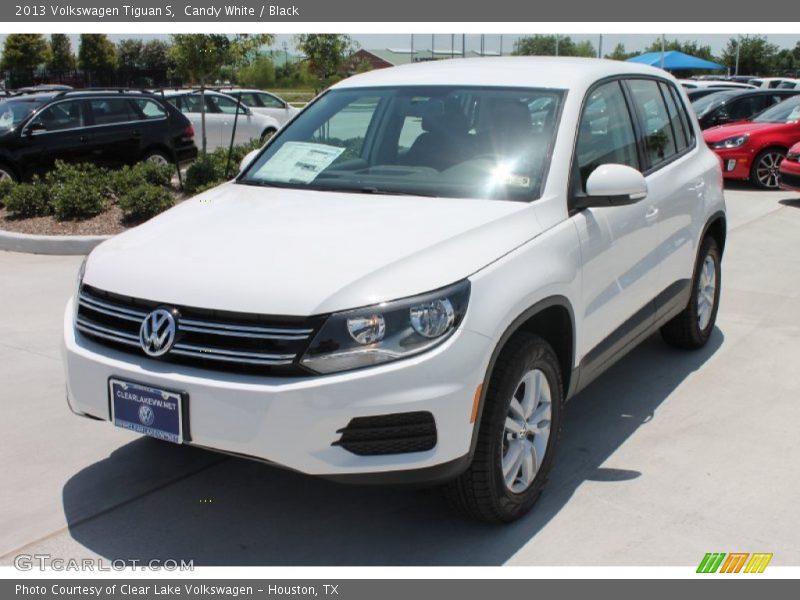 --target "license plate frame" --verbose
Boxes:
[108,378,187,444]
